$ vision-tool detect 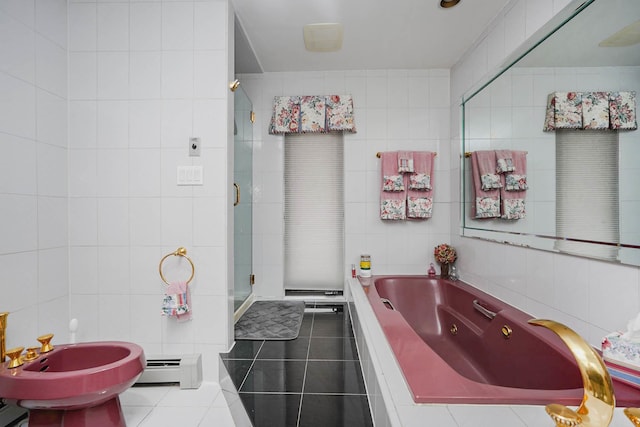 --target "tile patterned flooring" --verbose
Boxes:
[221,303,374,427]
